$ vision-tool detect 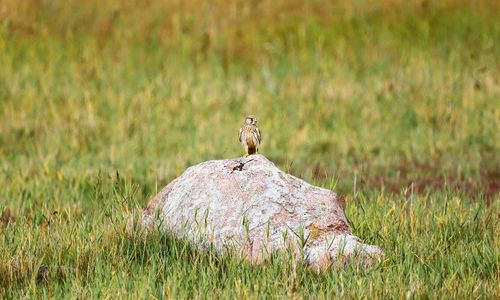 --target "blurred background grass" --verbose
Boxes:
[1,0,499,197]
[0,0,499,298]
